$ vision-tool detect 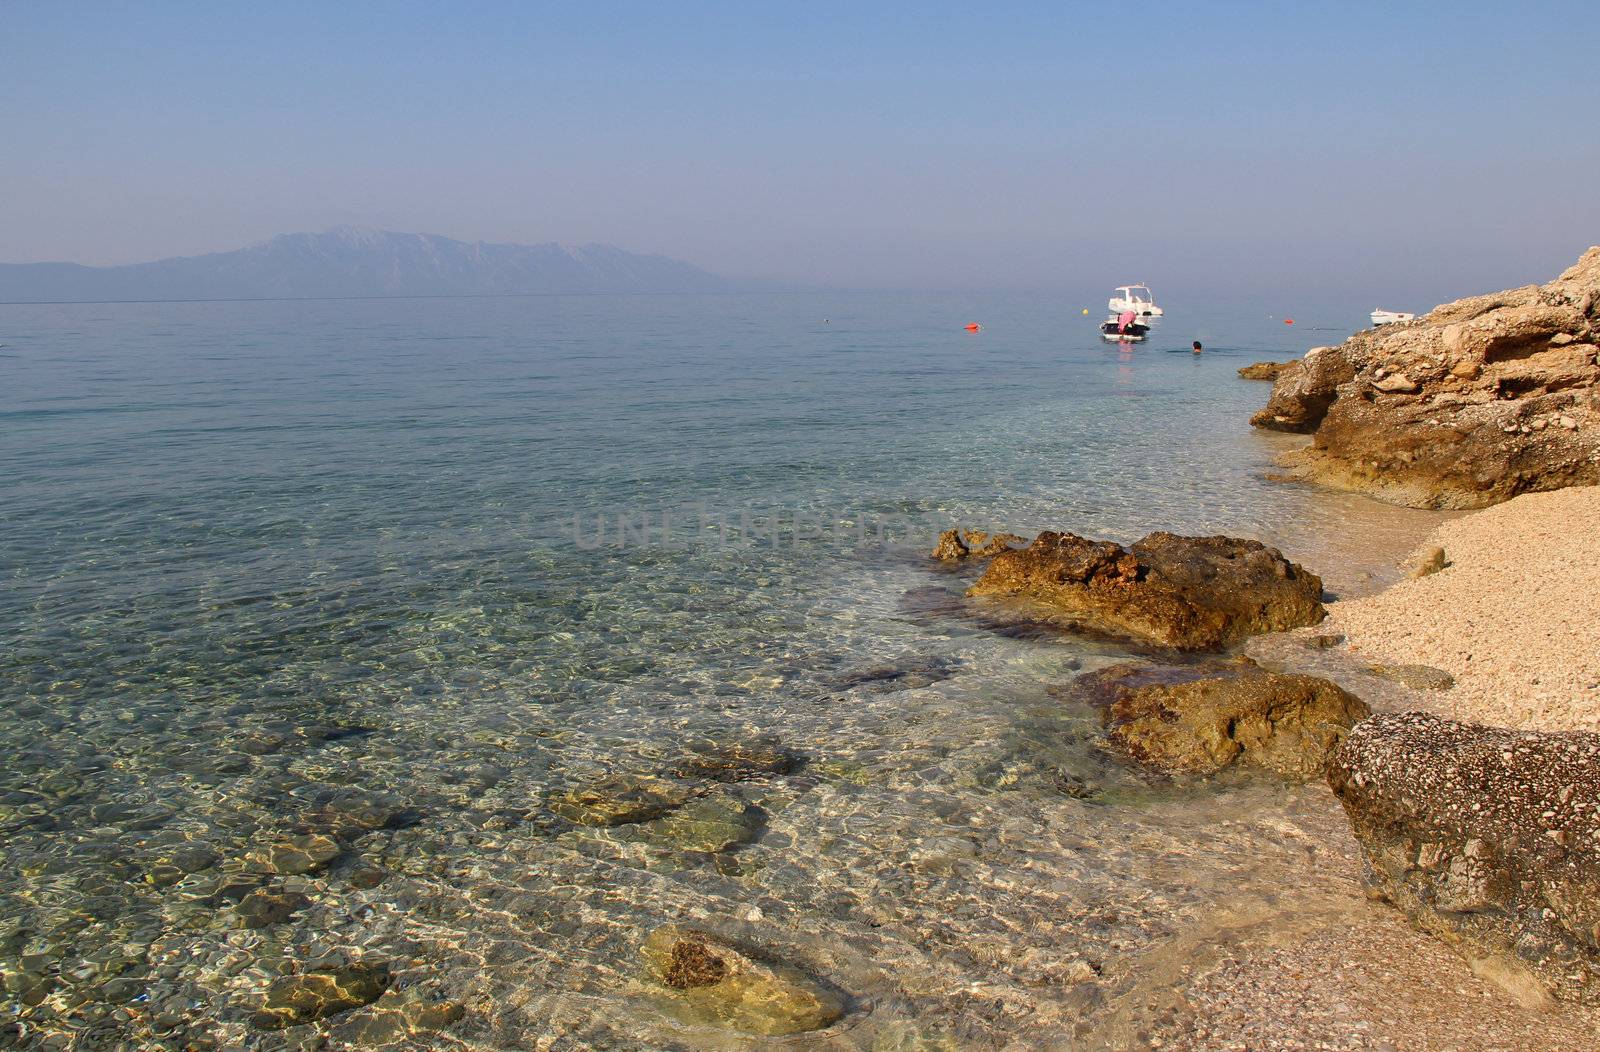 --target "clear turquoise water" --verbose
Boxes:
[0,294,1446,1049]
